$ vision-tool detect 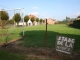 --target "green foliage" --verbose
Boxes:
[58,21,67,24]
[36,18,39,22]
[66,16,70,22]
[69,15,80,29]
[0,10,9,20]
[7,19,14,24]
[24,15,29,22]
[77,15,80,18]
[42,19,45,23]
[14,13,21,24]
[31,17,35,22]
[40,18,43,24]
[69,20,80,29]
